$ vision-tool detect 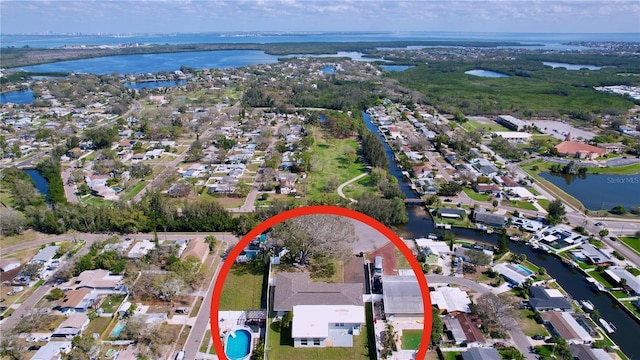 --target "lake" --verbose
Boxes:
[18,50,281,75]
[464,69,509,78]
[539,172,640,211]
[0,89,35,105]
[542,61,603,70]
[124,80,186,90]
[380,65,414,72]
[321,66,335,74]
